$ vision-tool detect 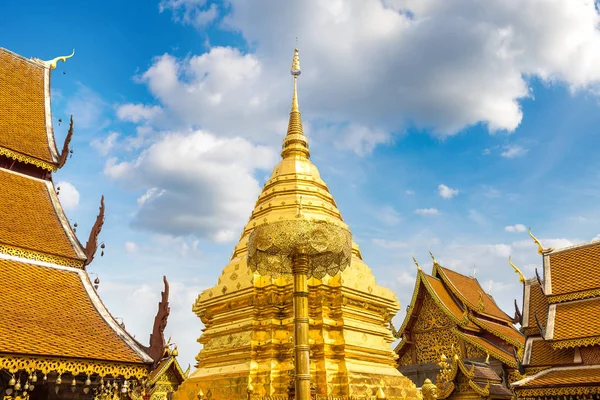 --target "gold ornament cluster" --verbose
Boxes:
[247,219,352,279]
[0,354,149,379]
